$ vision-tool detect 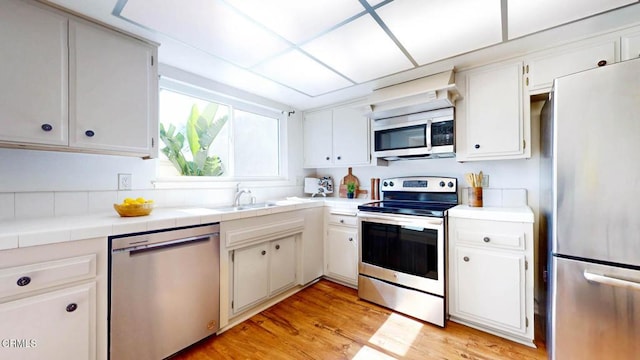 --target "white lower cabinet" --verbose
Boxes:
[0,238,106,360]
[448,209,535,347]
[324,210,358,286]
[454,247,526,333]
[232,236,297,314]
[0,282,95,360]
